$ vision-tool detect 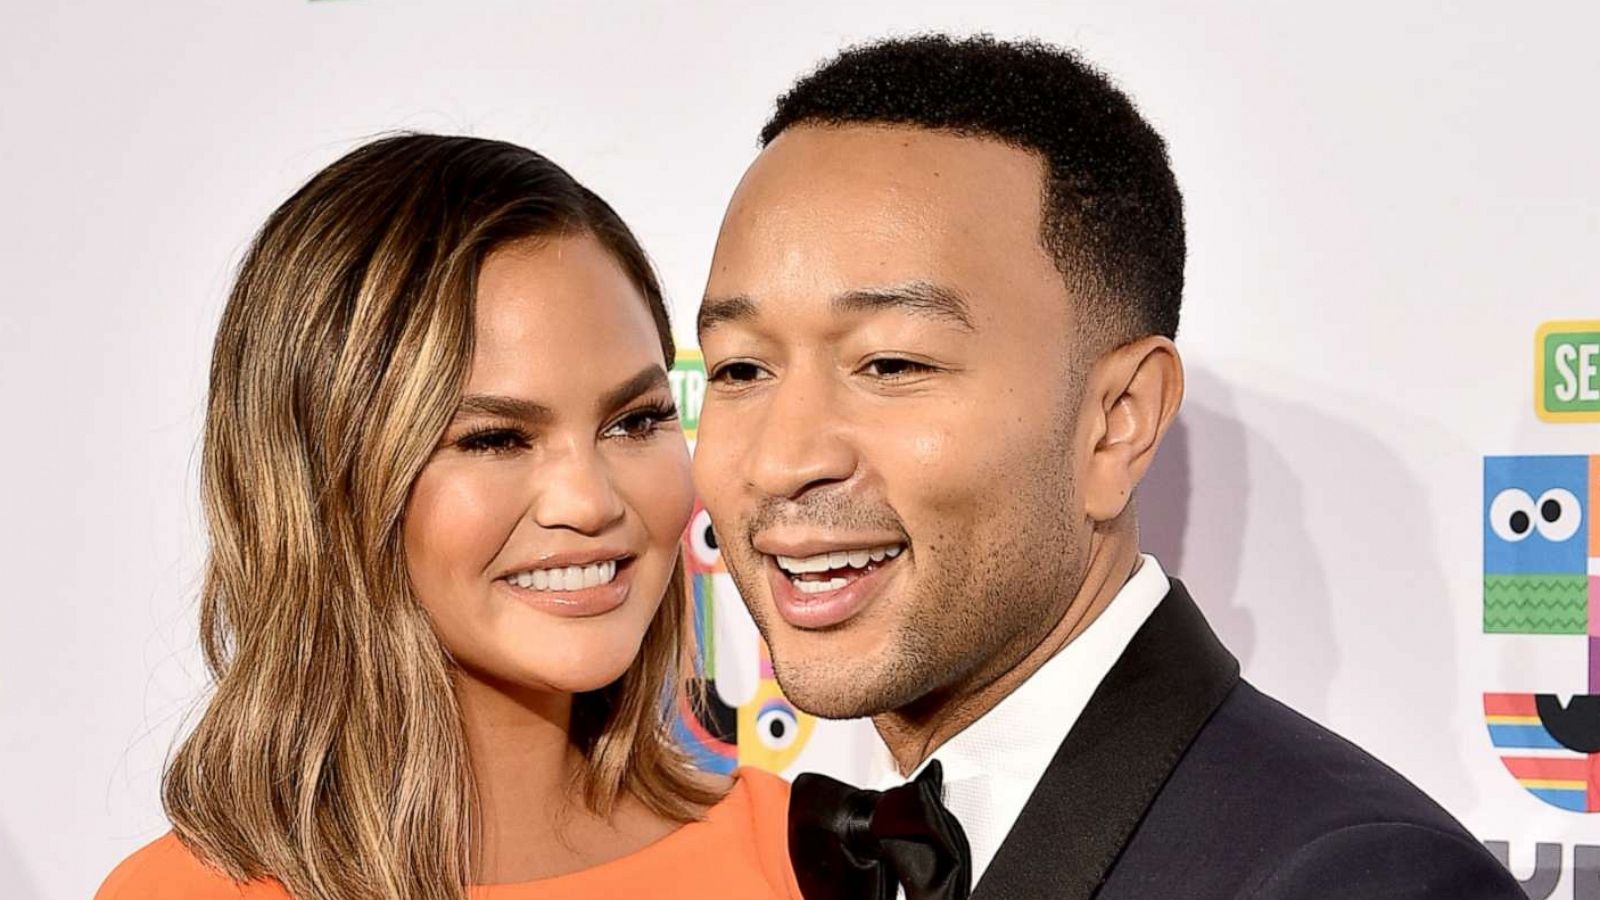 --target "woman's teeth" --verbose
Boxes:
[506,560,618,592]
[775,544,903,593]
